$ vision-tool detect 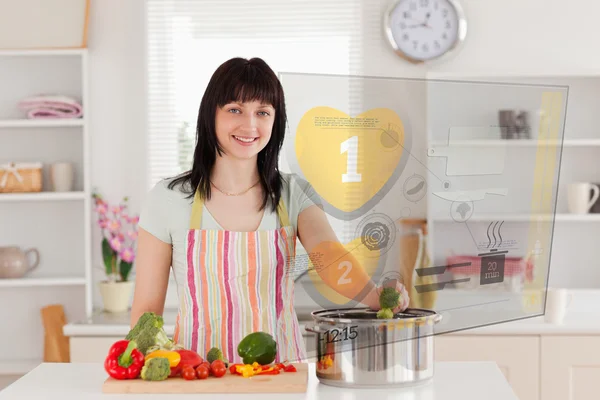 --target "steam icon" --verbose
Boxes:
[486,221,505,248]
